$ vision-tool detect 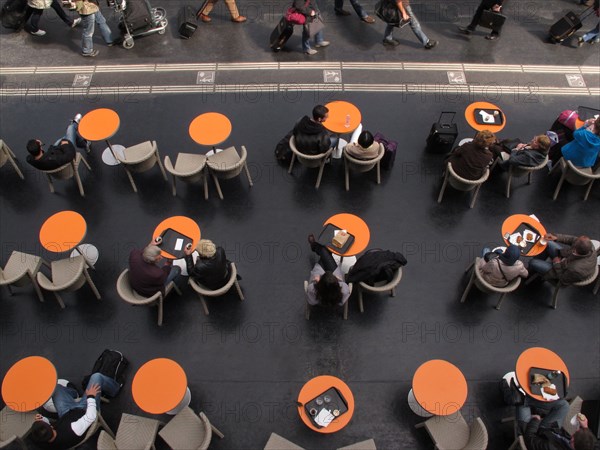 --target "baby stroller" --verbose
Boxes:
[109,0,167,49]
